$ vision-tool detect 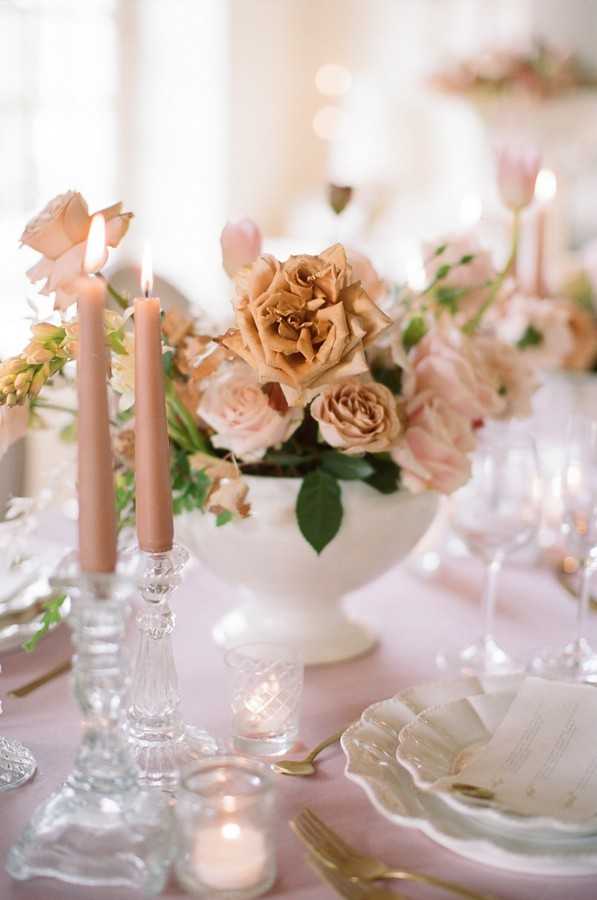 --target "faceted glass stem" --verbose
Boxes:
[127,544,216,790]
[7,556,173,893]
